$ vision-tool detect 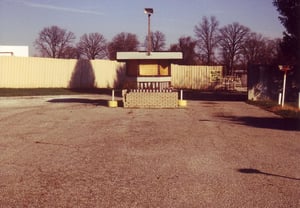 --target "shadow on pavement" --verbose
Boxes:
[237,168,300,181]
[218,115,300,131]
[70,88,123,97]
[182,90,247,101]
[48,98,123,107]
